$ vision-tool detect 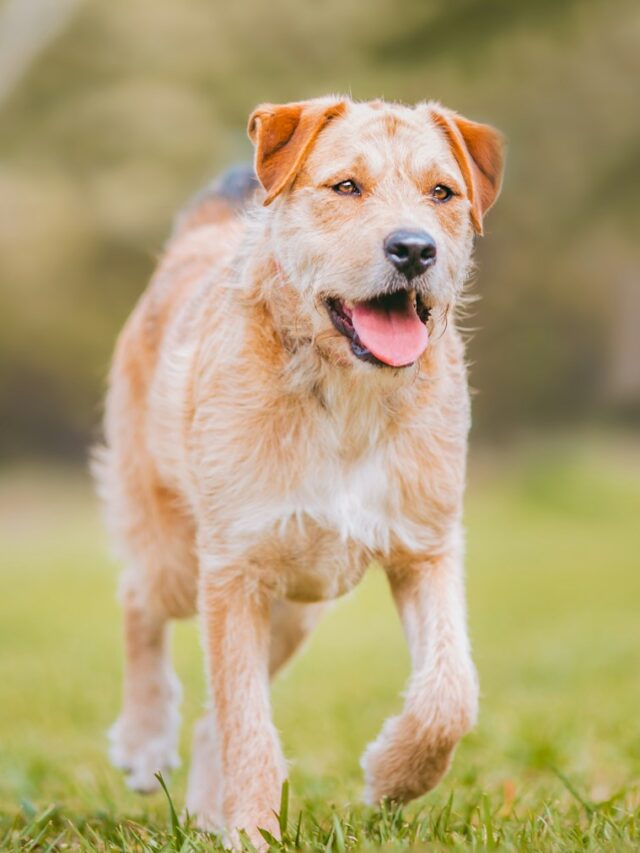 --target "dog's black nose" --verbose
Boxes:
[383,229,437,280]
